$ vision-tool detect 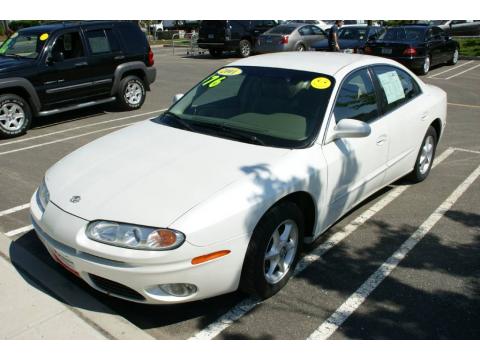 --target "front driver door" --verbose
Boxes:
[322,68,389,226]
